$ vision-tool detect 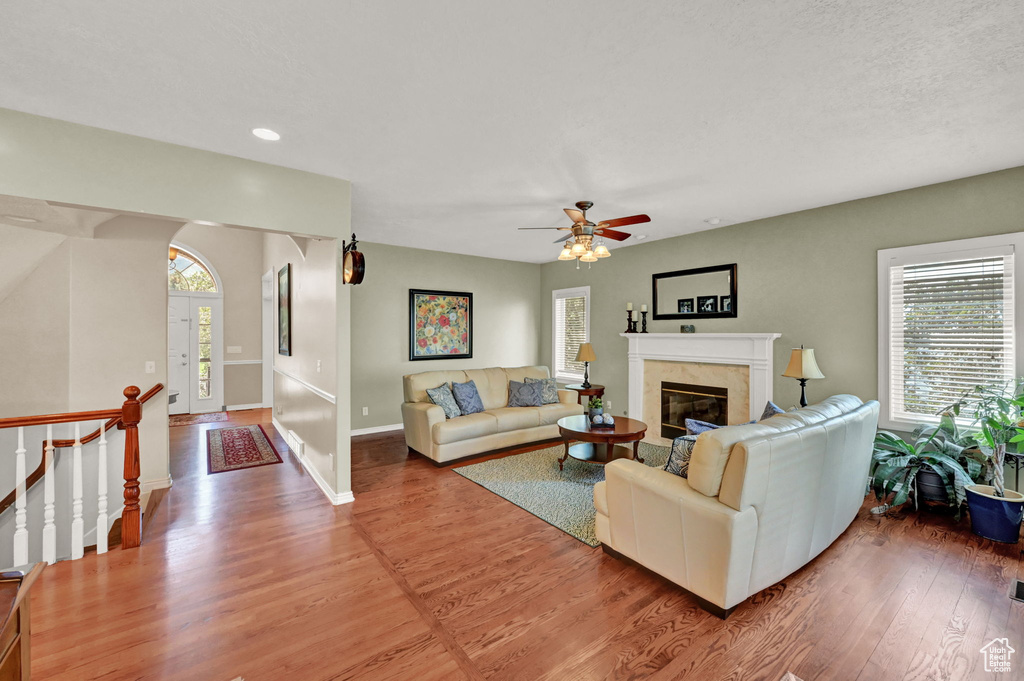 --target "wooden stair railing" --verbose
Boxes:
[0,384,163,560]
